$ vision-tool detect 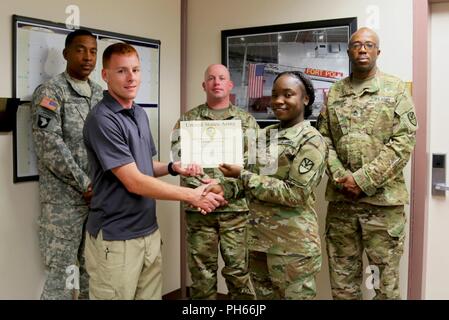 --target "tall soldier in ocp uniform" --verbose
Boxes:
[317,27,418,300]
[171,64,257,300]
[31,29,103,300]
